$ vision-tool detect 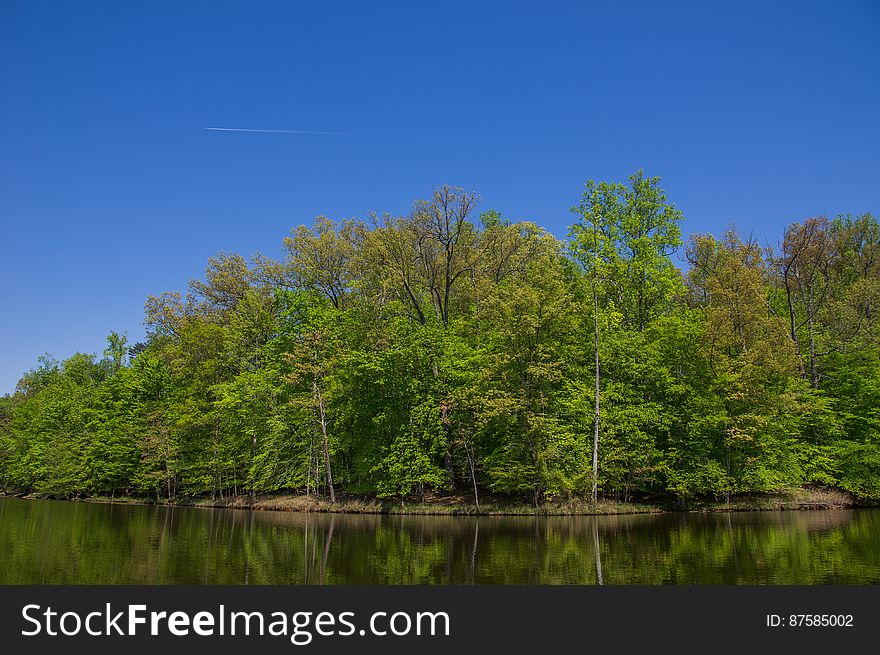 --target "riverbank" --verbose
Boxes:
[2,486,863,516]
